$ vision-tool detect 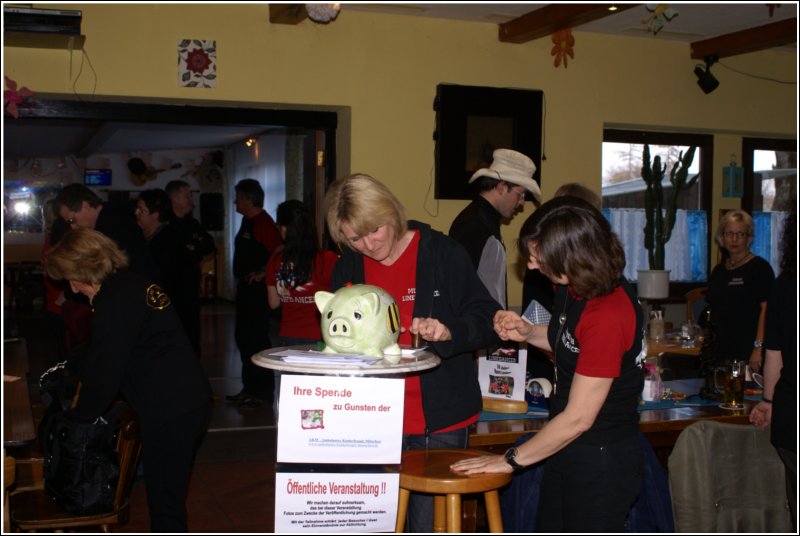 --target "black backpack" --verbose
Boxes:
[40,401,122,515]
